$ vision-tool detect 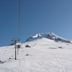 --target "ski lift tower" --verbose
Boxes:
[15,38,21,60]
